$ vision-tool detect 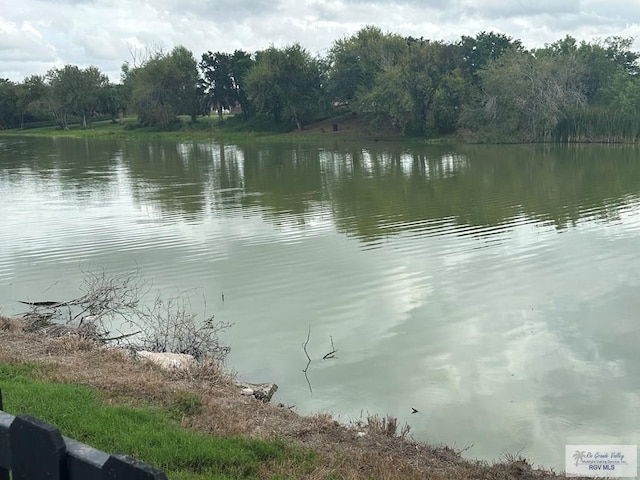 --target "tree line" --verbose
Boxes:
[1,27,639,142]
